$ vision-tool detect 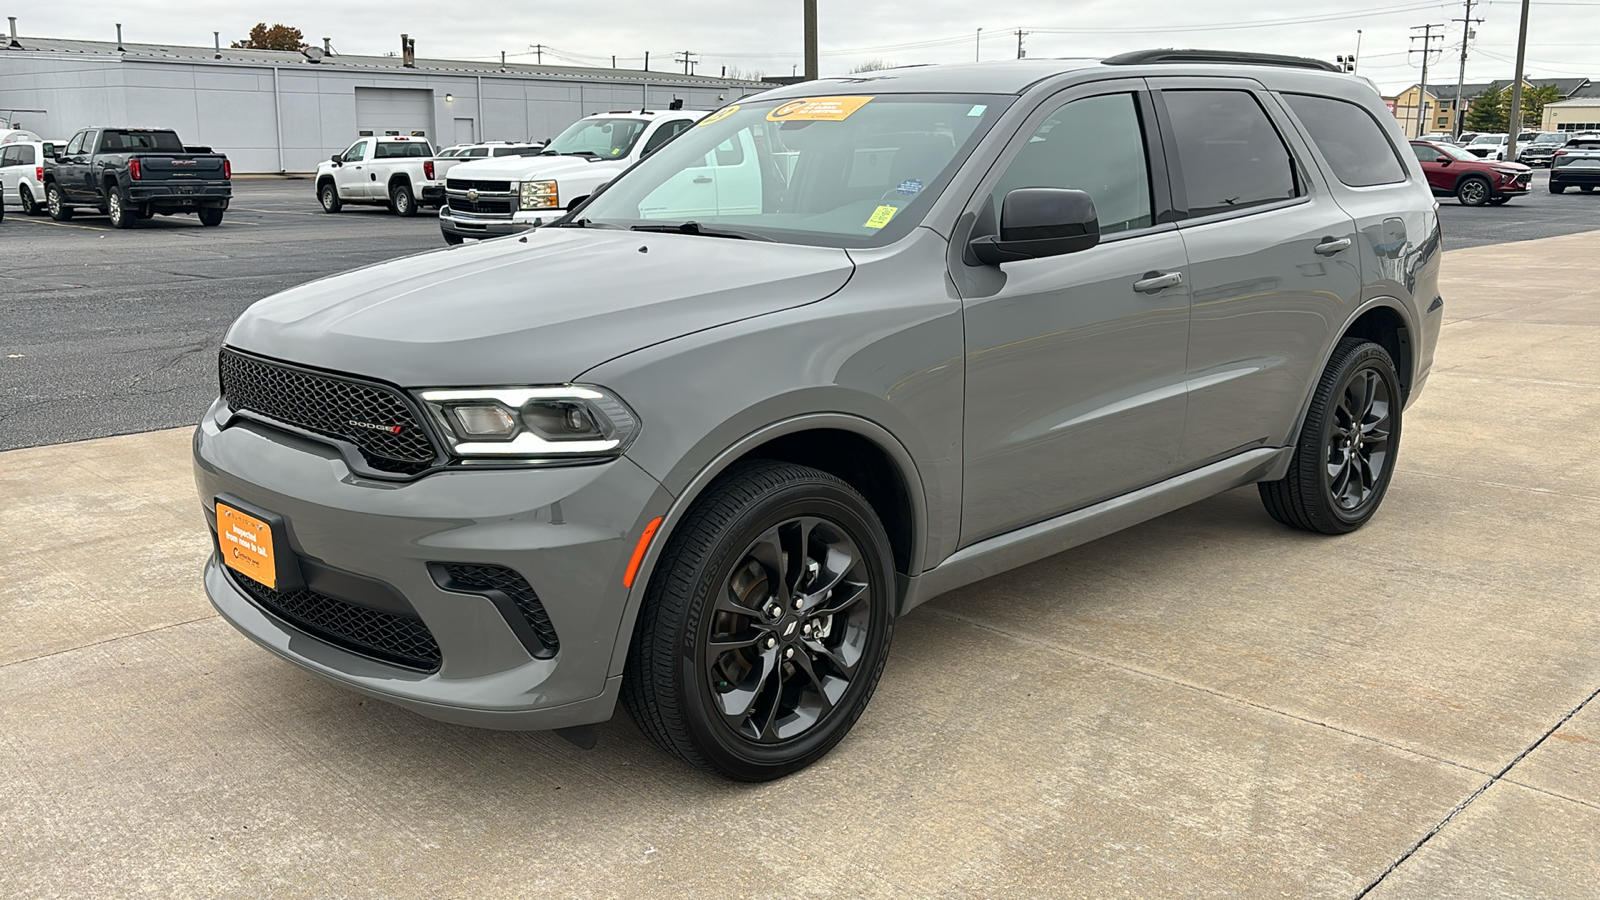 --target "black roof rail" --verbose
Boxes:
[1102,49,1342,74]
